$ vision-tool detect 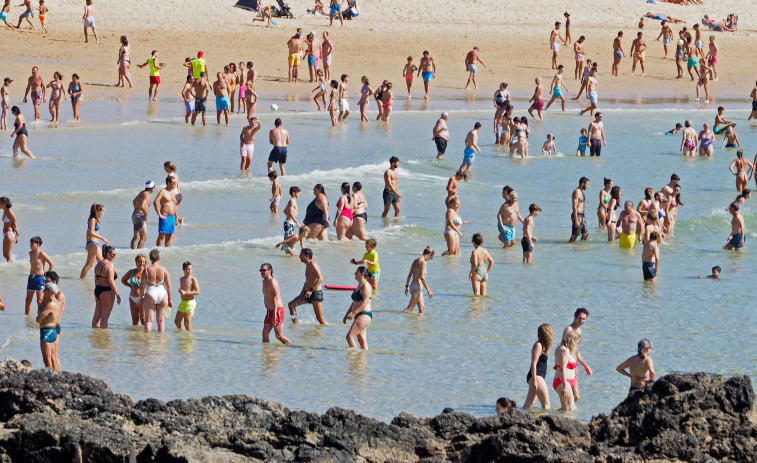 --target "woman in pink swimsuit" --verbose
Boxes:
[335,182,354,240]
